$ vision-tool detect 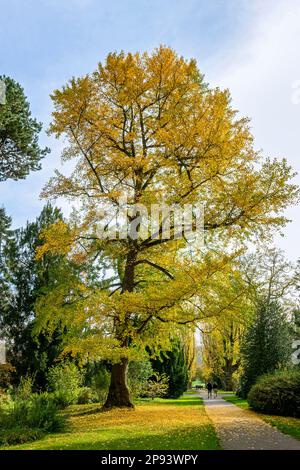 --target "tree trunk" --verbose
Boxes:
[103,248,136,410]
[222,372,234,391]
[222,359,240,391]
[103,358,134,410]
